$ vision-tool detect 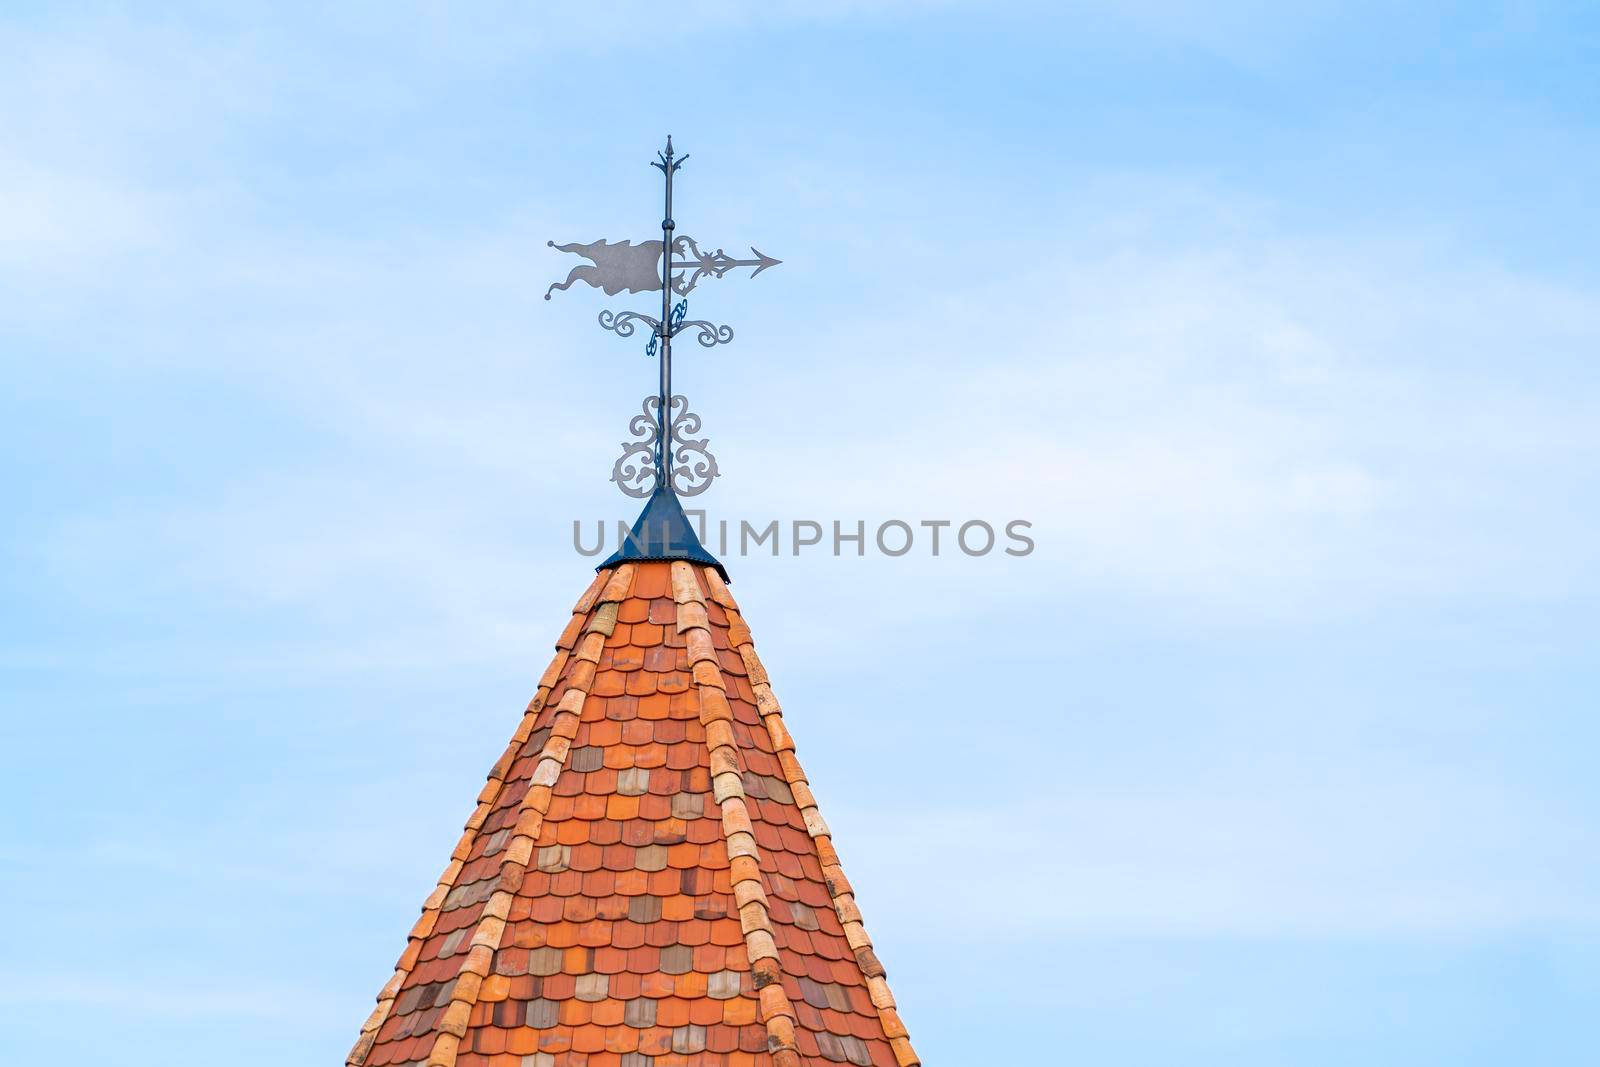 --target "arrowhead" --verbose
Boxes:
[748,248,782,277]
